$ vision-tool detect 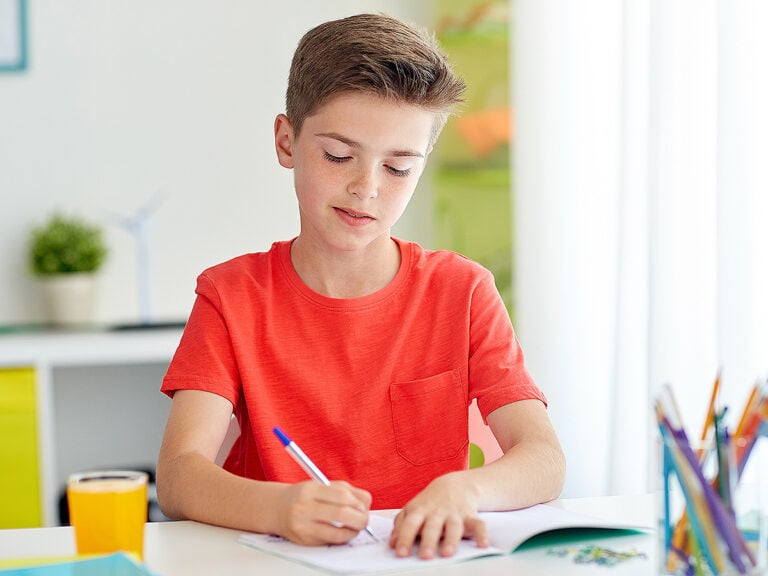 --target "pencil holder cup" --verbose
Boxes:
[656,435,767,575]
